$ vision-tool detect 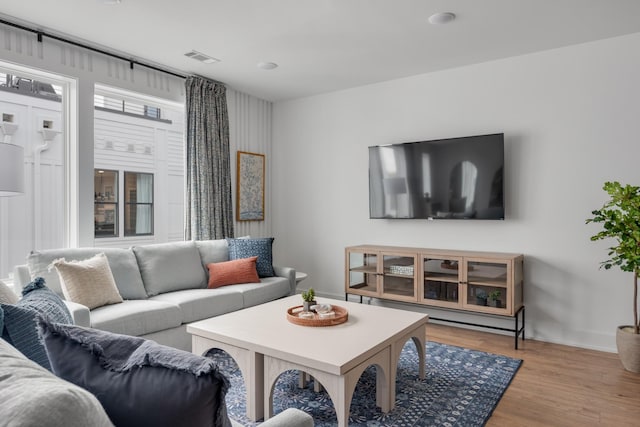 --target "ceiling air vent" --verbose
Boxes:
[184,50,220,64]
